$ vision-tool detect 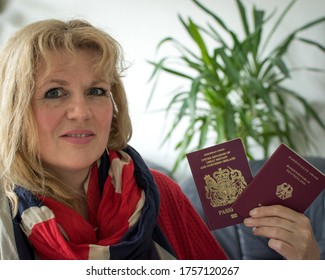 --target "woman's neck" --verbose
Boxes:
[43,165,91,219]
[45,165,91,192]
